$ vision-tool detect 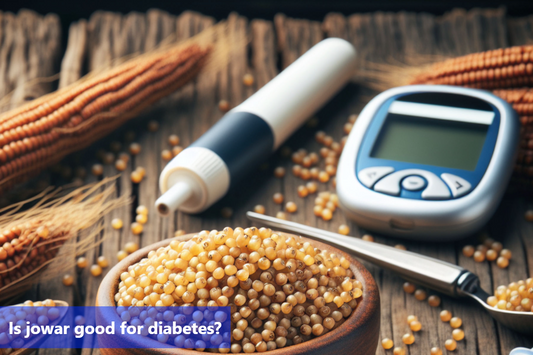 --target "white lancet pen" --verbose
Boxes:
[155,38,357,216]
